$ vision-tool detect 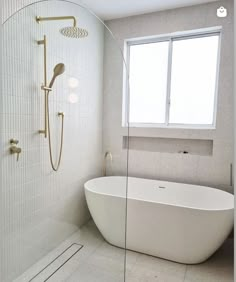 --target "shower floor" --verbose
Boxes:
[14,220,233,282]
